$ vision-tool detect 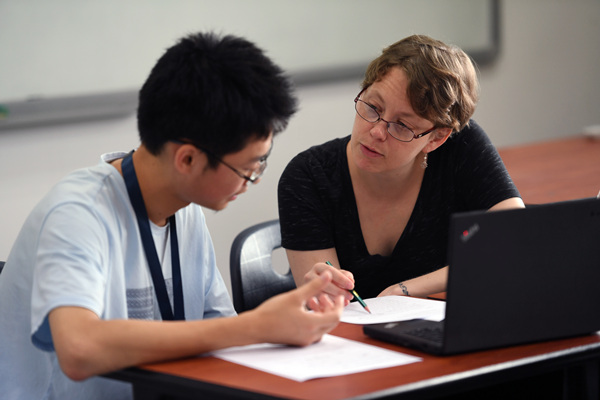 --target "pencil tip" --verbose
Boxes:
[365,306,372,314]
